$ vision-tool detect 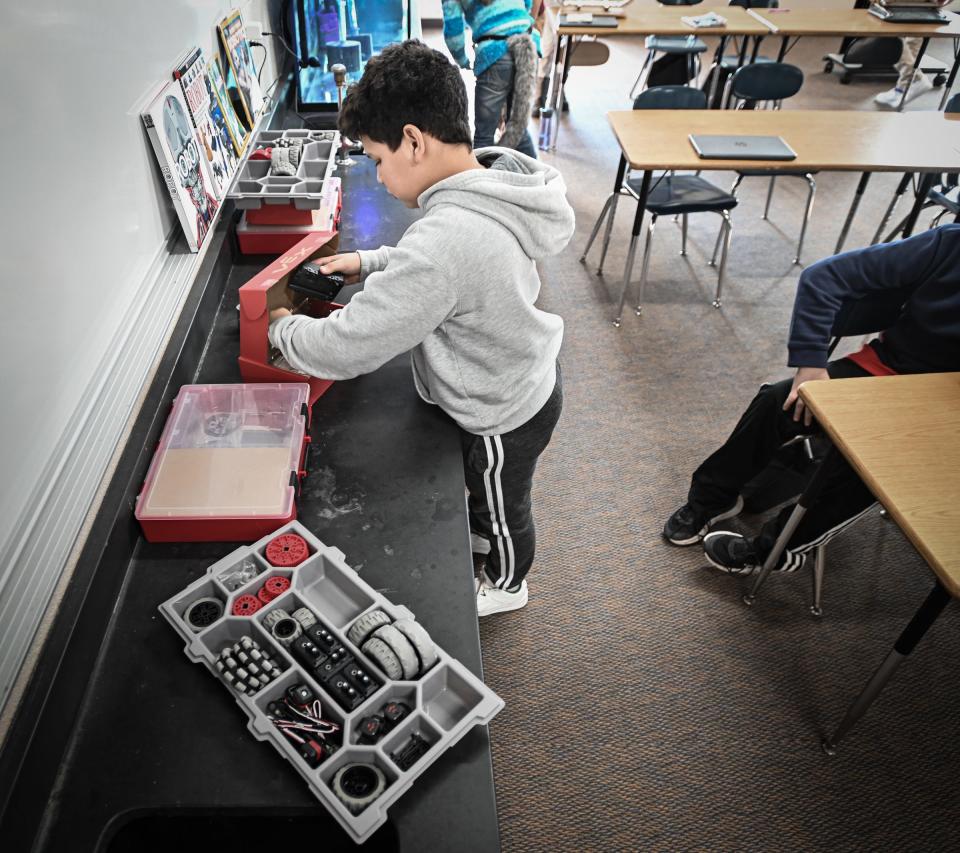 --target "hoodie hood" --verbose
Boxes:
[417,146,576,260]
